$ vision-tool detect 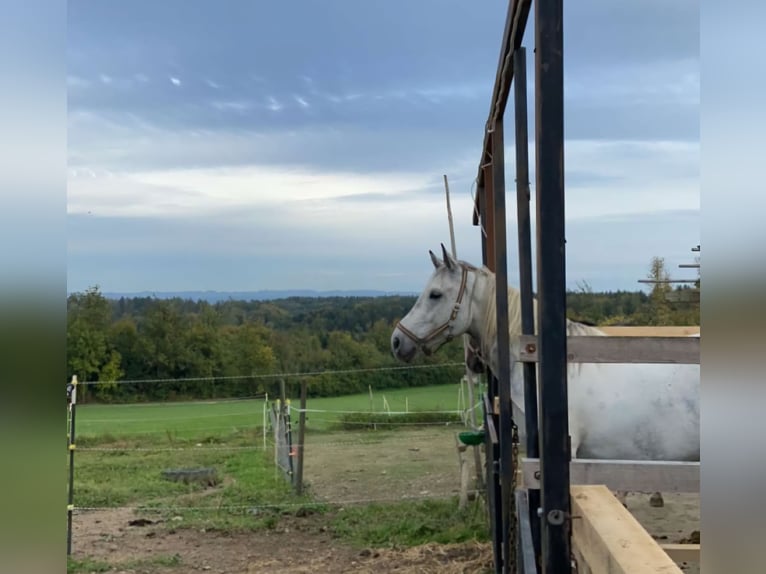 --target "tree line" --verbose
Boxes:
[67,258,698,404]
